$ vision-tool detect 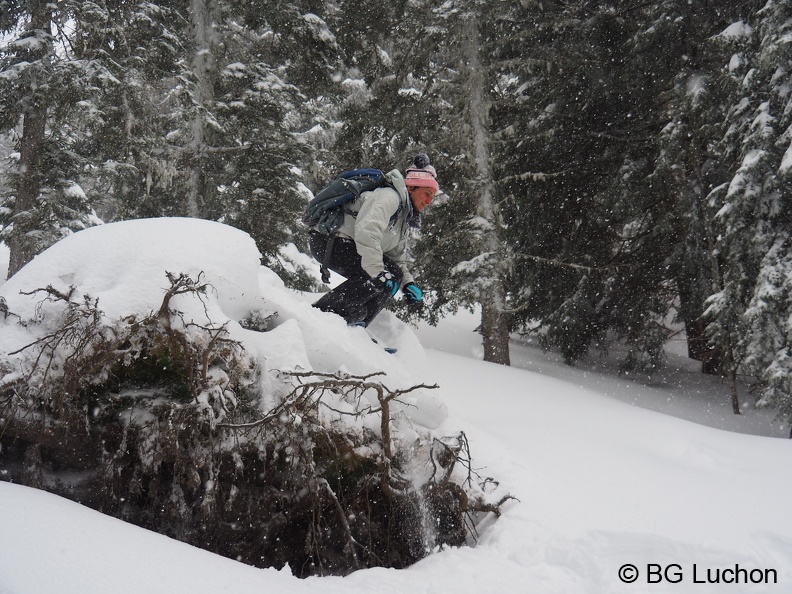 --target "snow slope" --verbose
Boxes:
[1,219,791,593]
